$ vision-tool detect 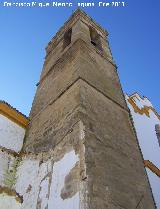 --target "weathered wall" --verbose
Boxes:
[0,193,21,209]
[30,39,126,119]
[0,114,25,152]
[0,149,81,209]
[25,39,127,153]
[0,112,26,208]
[77,80,155,209]
[0,105,86,209]
[0,150,23,208]
[15,121,85,209]
[126,93,160,208]
[0,150,18,188]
